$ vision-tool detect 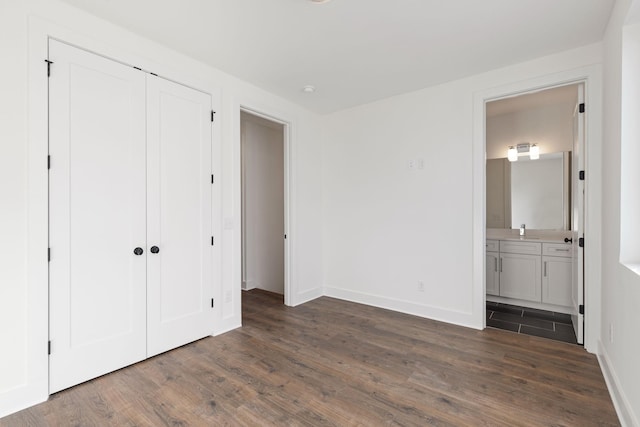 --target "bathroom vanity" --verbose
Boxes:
[486,232,574,314]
